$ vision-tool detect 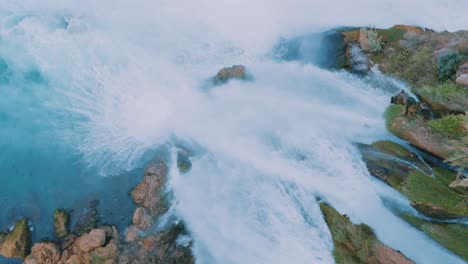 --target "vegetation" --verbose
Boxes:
[428,115,465,138]
[384,105,405,136]
[446,133,468,179]
[320,203,379,264]
[385,46,437,86]
[404,170,467,217]
[360,28,383,53]
[376,27,406,43]
[413,82,468,113]
[437,51,463,82]
[400,213,468,261]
